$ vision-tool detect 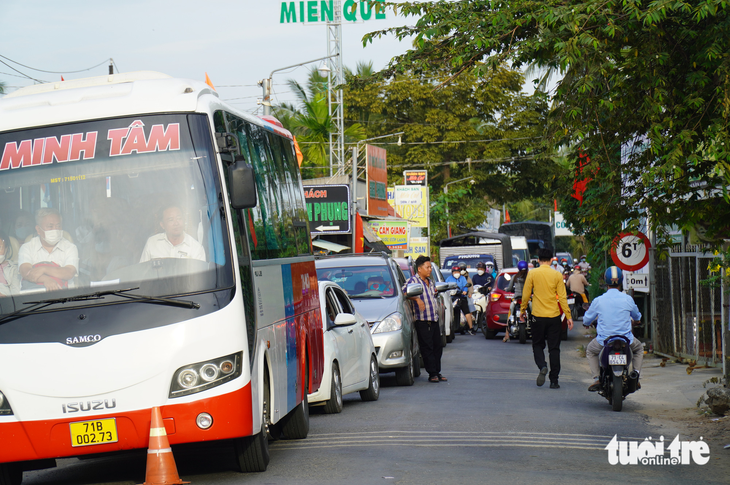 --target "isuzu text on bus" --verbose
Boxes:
[0,71,323,484]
